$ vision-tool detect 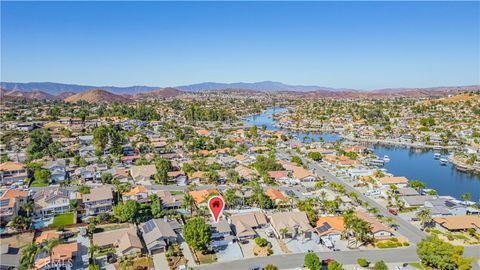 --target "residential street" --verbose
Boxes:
[278,150,426,244]
[195,246,480,270]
